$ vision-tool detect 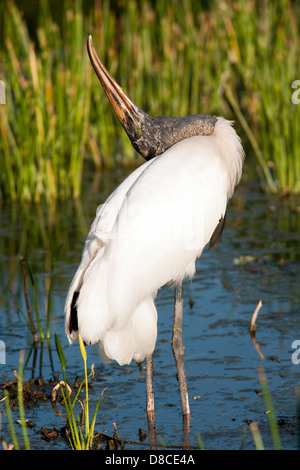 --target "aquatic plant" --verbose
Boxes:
[196,367,283,451]
[245,368,282,450]
[0,337,103,450]
[256,367,281,450]
[17,248,61,346]
[2,350,30,450]
[0,343,293,450]
[223,0,300,194]
[55,333,104,450]
[1,0,93,201]
[0,0,299,201]
[10,248,63,378]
